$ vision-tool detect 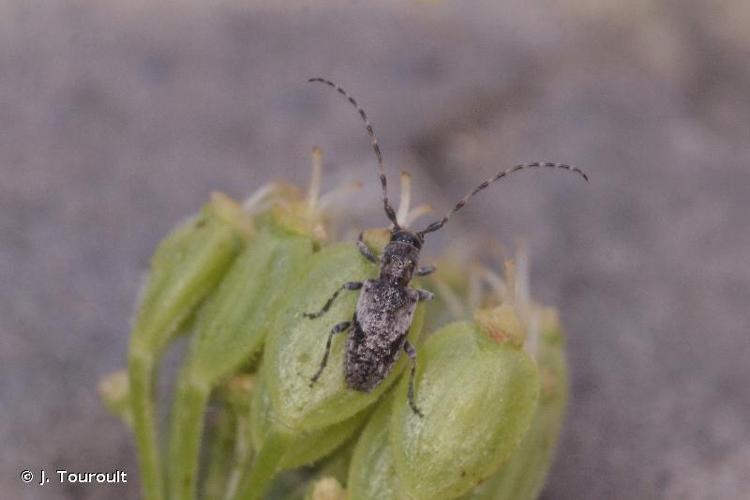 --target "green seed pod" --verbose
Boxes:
[233,242,425,500]
[389,305,540,500]
[464,308,568,500]
[127,192,253,500]
[130,193,254,356]
[187,224,316,381]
